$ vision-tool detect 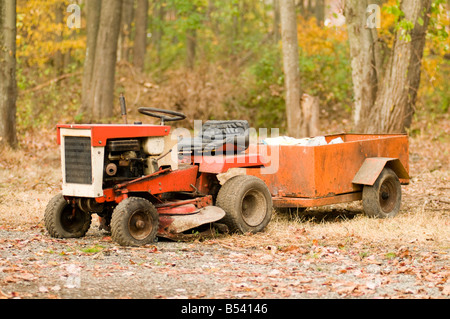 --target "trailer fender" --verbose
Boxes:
[352,157,409,186]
